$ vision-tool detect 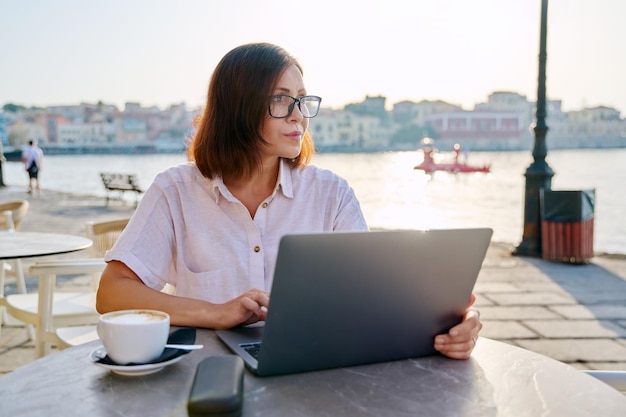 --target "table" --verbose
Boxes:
[1,231,92,293]
[0,232,94,356]
[0,332,624,416]
[0,232,93,260]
